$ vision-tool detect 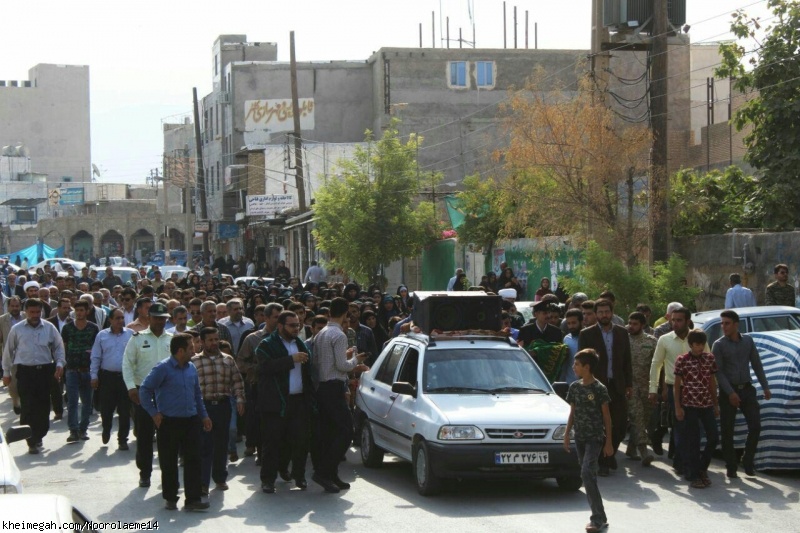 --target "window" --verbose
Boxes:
[449,61,467,88]
[476,61,495,87]
[396,349,419,384]
[376,344,406,385]
[14,207,36,224]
